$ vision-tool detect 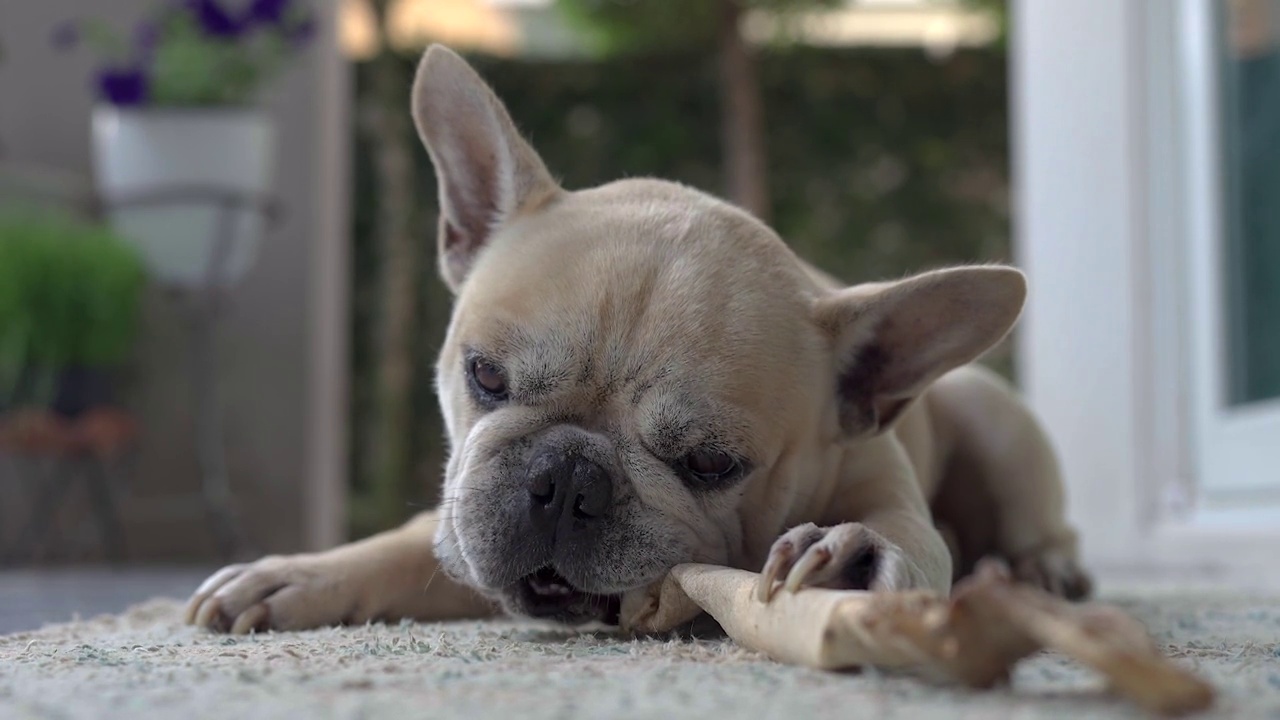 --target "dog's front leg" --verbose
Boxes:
[756,470,953,601]
[186,509,496,633]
